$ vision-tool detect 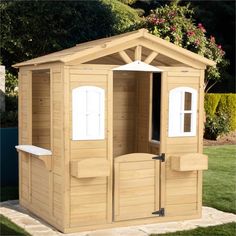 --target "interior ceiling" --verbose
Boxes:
[85,46,185,67]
